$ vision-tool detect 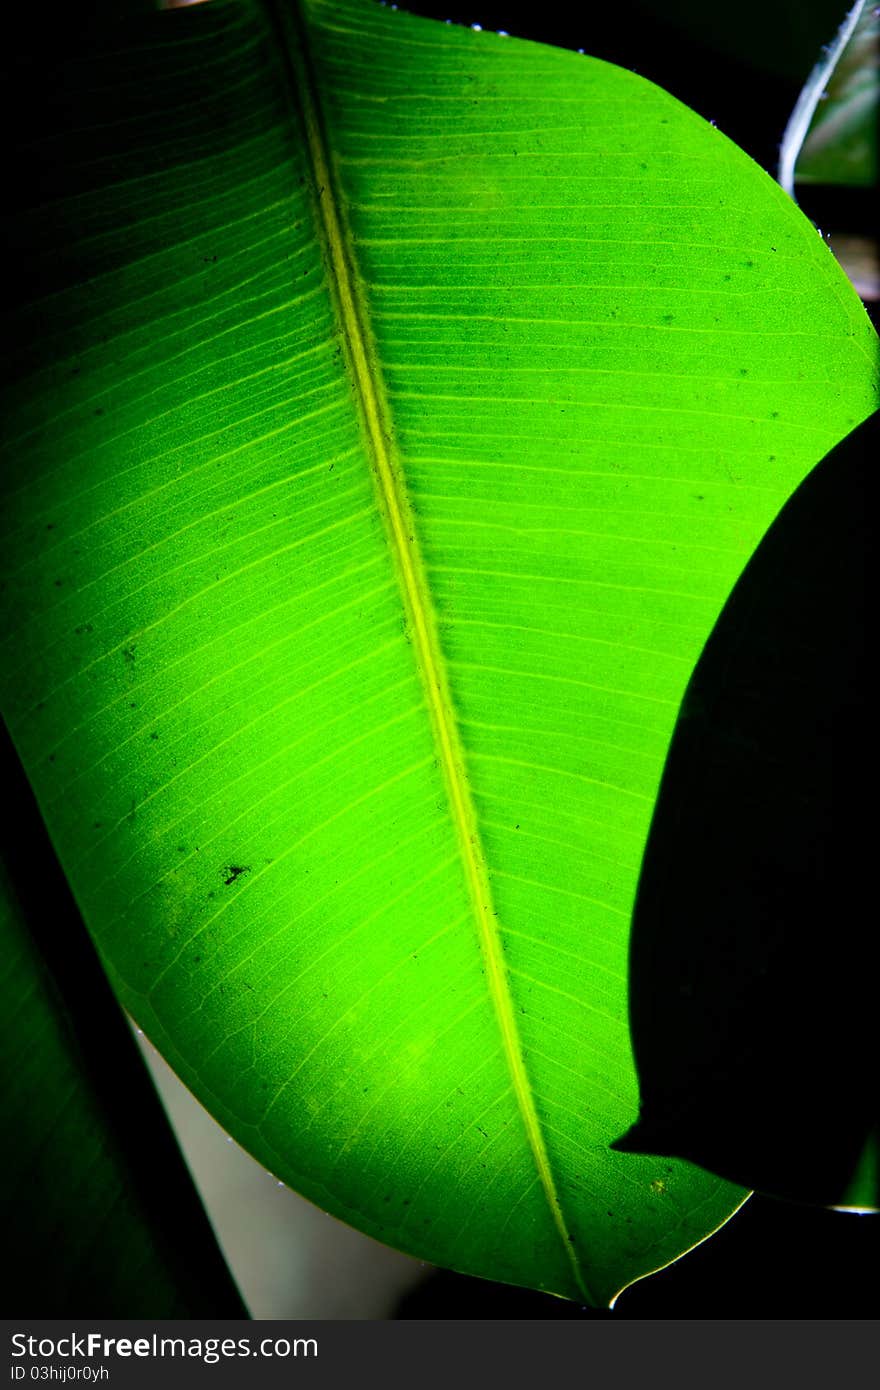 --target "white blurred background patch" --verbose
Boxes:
[134,1027,429,1318]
